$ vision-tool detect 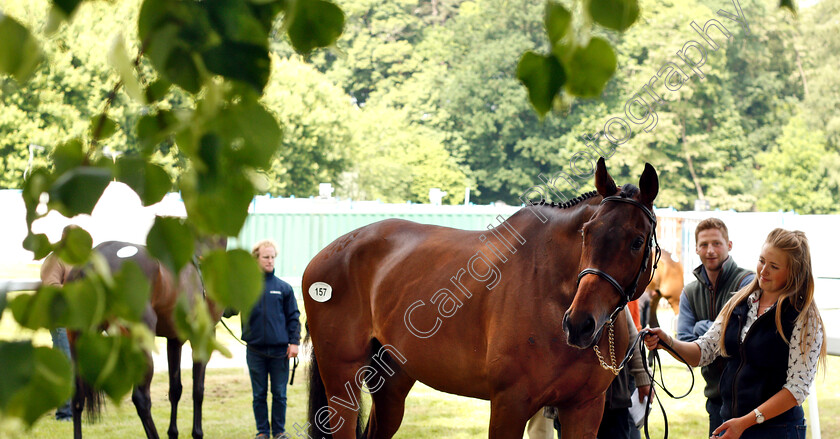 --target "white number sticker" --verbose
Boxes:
[308,282,333,303]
